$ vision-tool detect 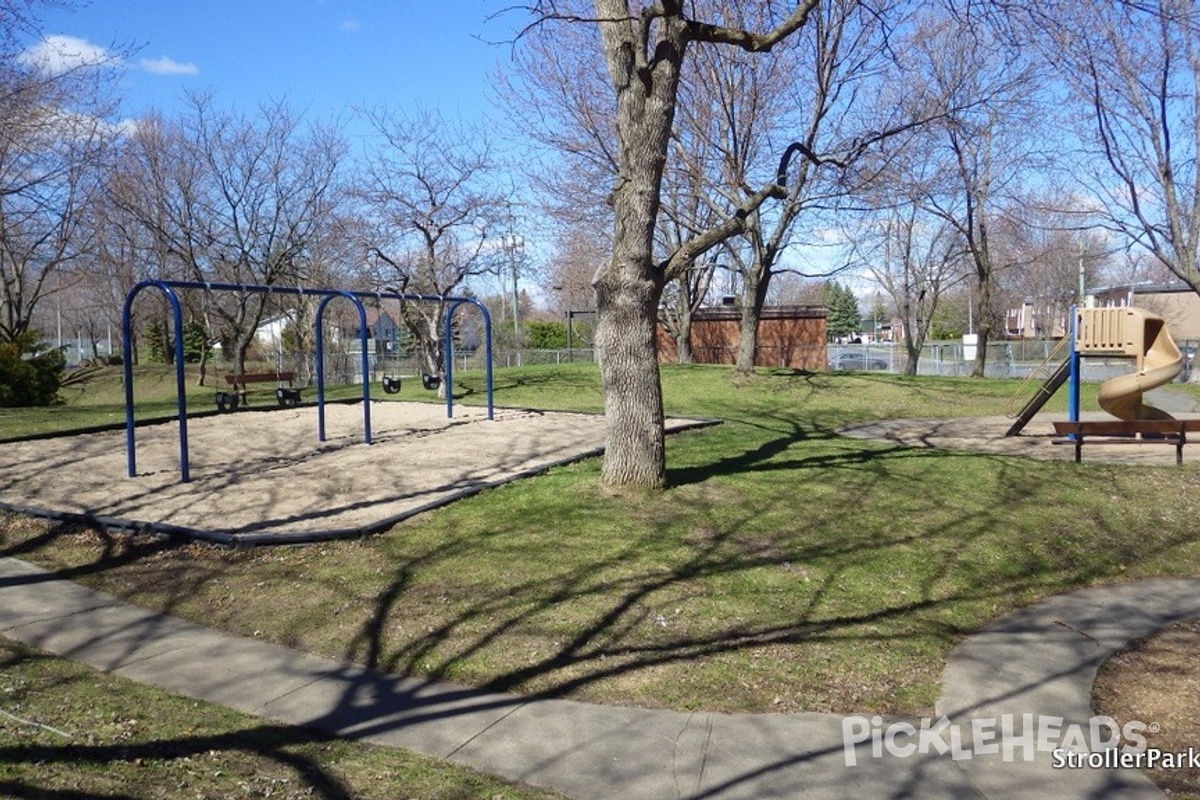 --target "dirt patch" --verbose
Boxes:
[1093,618,1200,797]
